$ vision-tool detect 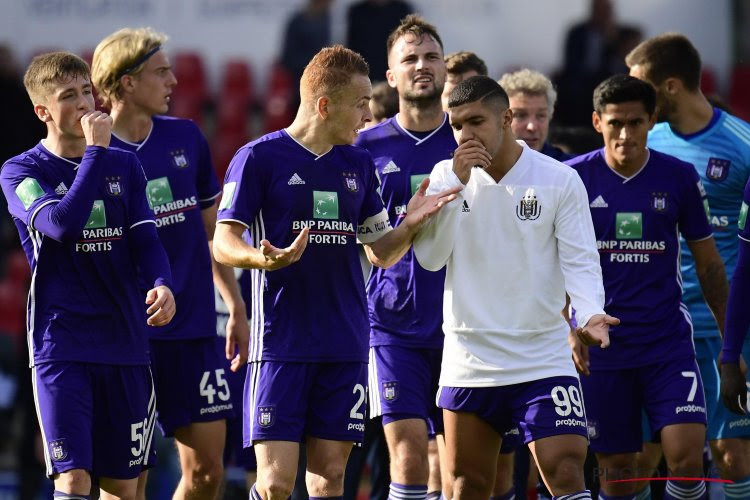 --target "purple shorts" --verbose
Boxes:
[581,357,707,453]
[150,337,236,437]
[438,376,588,445]
[33,362,156,479]
[244,361,367,446]
[368,345,443,435]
